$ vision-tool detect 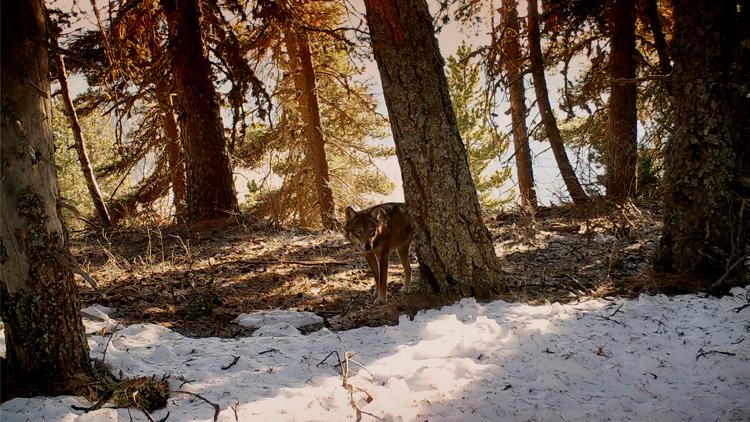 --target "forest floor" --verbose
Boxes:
[72,201,673,338]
